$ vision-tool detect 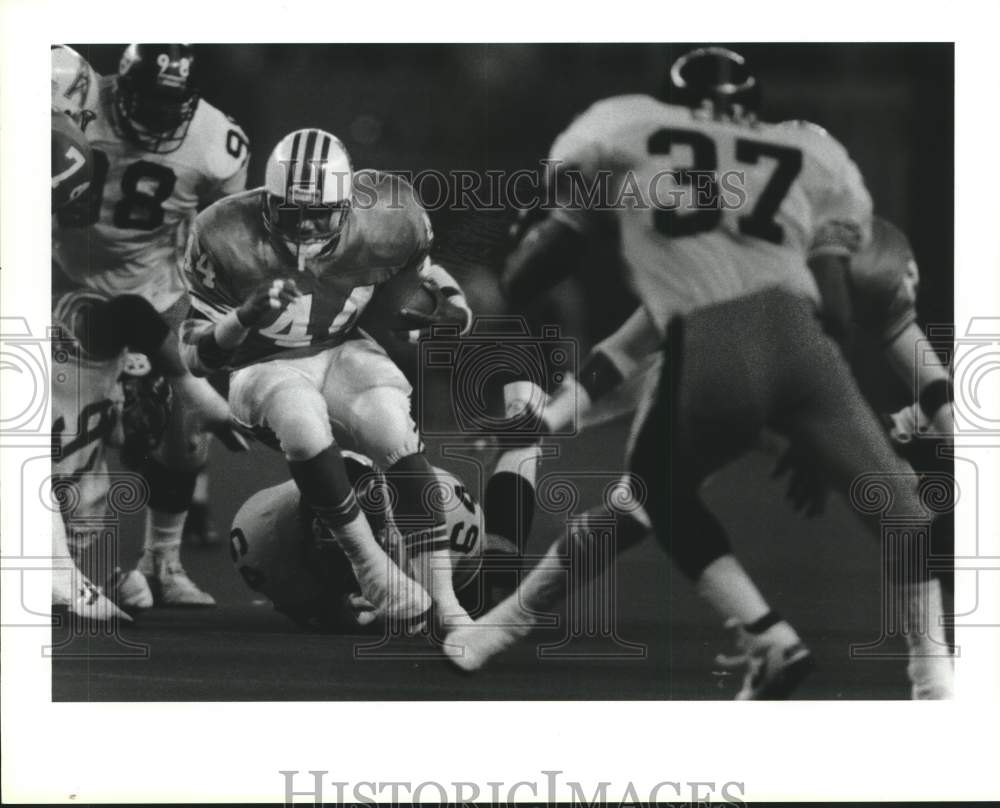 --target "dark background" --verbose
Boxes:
[71,43,954,347]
